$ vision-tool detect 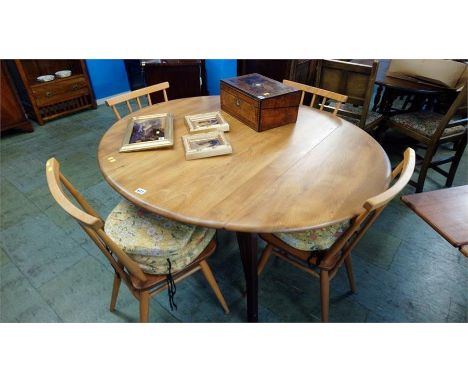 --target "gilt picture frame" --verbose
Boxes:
[184,111,230,133]
[120,113,174,152]
[181,131,233,160]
